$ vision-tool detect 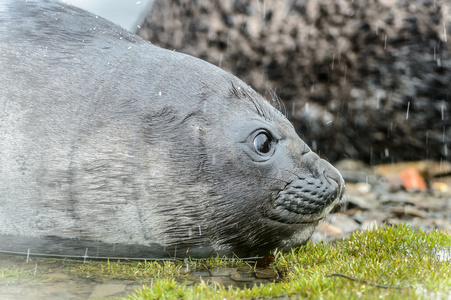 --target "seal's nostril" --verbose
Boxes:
[319,160,345,199]
[301,143,310,156]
